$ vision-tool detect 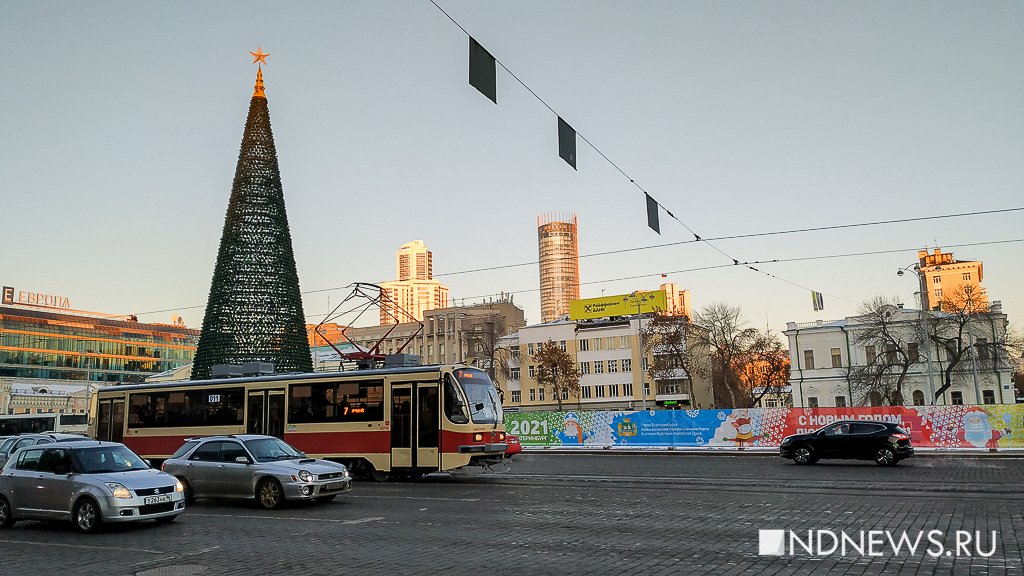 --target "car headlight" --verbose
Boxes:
[175,479,185,493]
[297,470,313,483]
[343,468,350,479]
[106,482,132,499]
